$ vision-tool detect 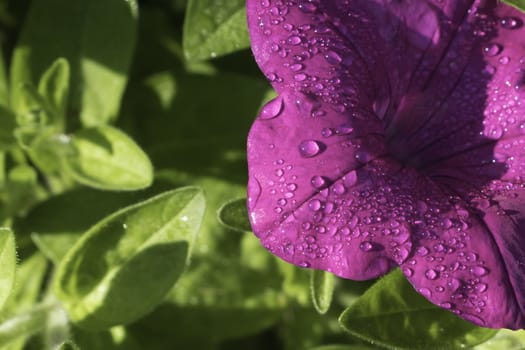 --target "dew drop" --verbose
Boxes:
[359,241,373,252]
[418,288,432,298]
[324,50,342,65]
[308,199,322,211]
[483,43,502,57]
[299,261,311,268]
[287,35,302,45]
[343,171,358,187]
[311,175,327,189]
[417,246,429,256]
[335,124,354,135]
[499,56,510,65]
[475,283,488,293]
[294,73,307,81]
[500,17,522,30]
[470,266,489,277]
[332,183,346,195]
[290,63,304,72]
[440,302,453,309]
[402,267,414,277]
[321,127,333,137]
[260,97,284,120]
[298,2,317,13]
[286,183,297,191]
[425,269,439,280]
[299,140,322,157]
